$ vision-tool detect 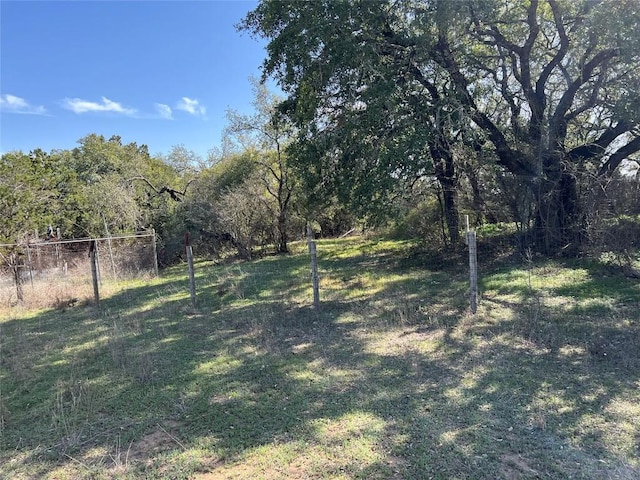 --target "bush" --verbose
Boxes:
[389,199,447,247]
[587,214,640,265]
